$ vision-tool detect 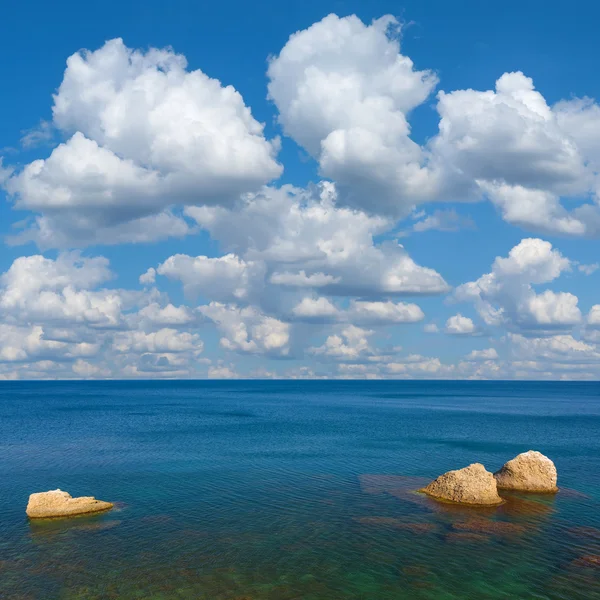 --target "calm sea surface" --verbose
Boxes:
[0,380,599,599]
